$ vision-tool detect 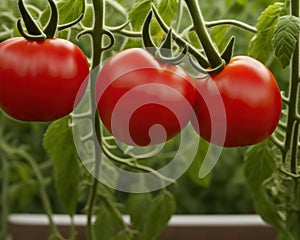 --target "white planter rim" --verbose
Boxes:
[9,214,270,227]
